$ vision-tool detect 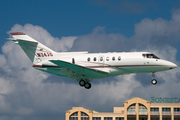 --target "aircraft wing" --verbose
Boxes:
[49,60,109,79]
